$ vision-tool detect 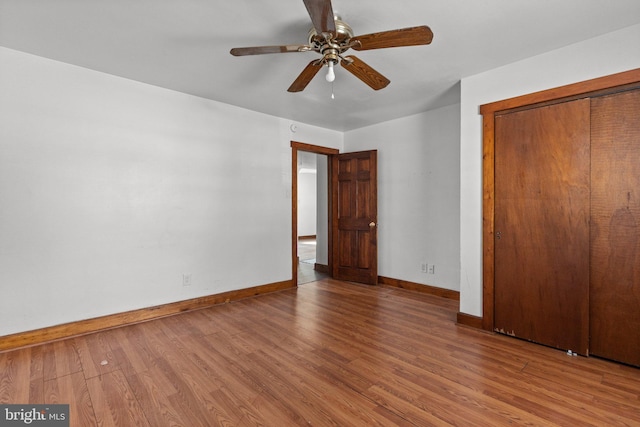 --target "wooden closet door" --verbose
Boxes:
[590,89,640,367]
[494,99,591,354]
